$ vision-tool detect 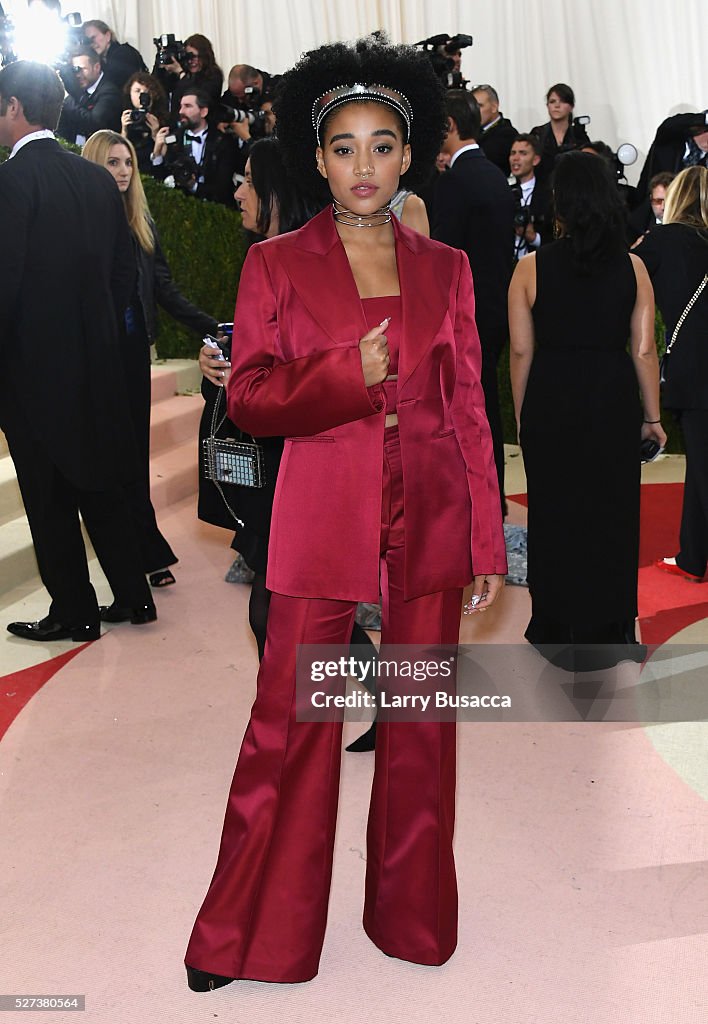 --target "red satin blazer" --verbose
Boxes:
[226,206,507,602]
